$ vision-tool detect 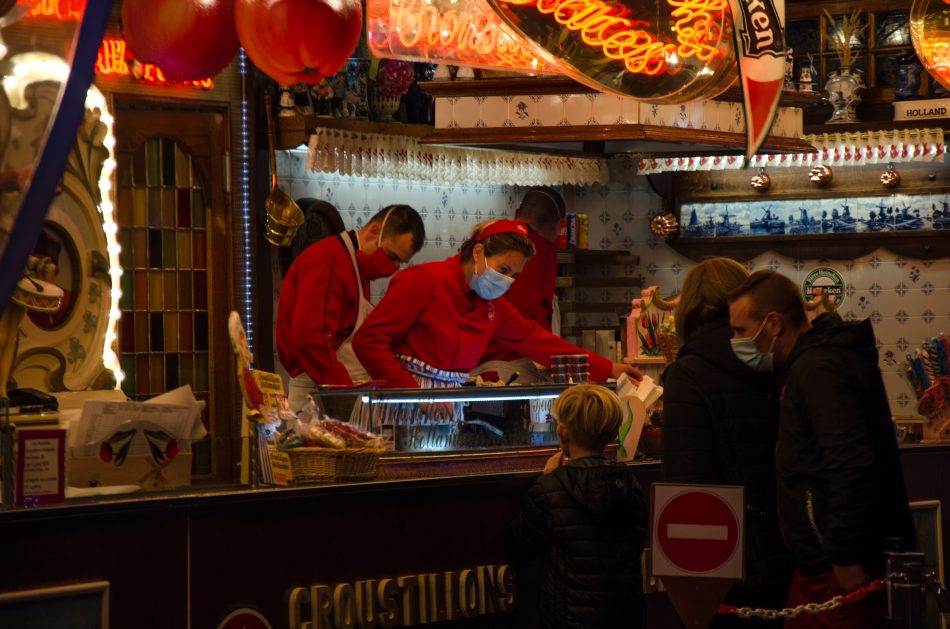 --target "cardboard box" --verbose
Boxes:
[65,387,206,491]
[68,452,192,491]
